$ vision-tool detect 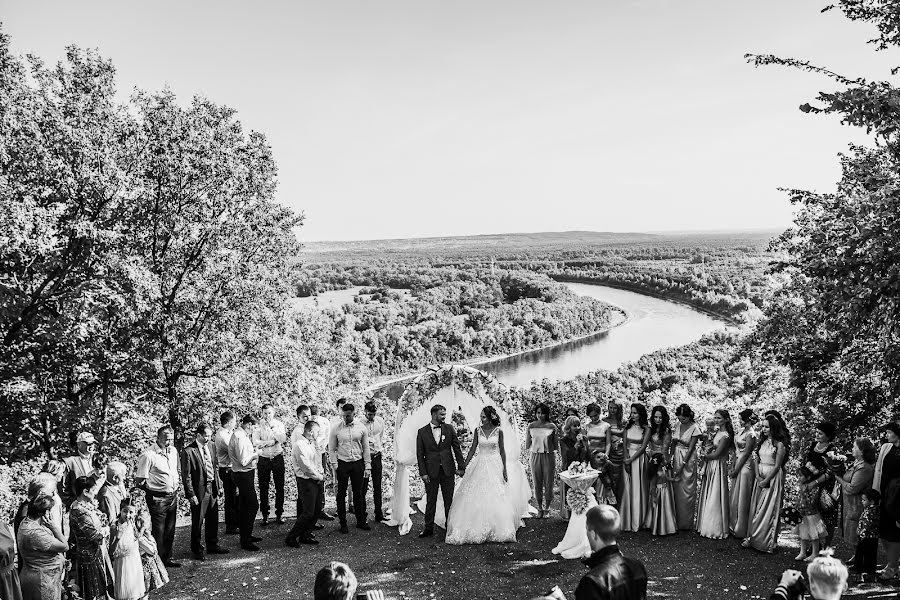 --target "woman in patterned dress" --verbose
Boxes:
[671,403,702,530]
[69,475,110,600]
[729,408,758,538]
